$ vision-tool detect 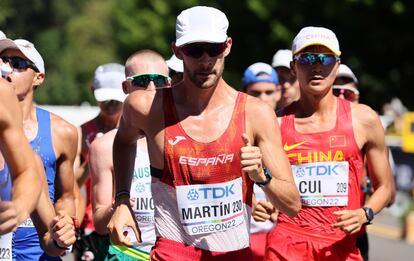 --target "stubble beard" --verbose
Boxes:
[188,64,224,90]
